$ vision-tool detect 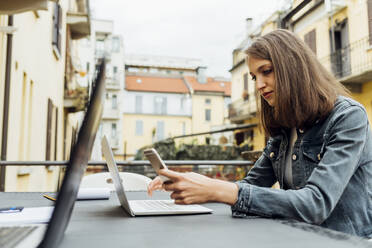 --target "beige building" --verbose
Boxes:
[123,55,231,158]
[0,0,90,192]
[284,0,372,124]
